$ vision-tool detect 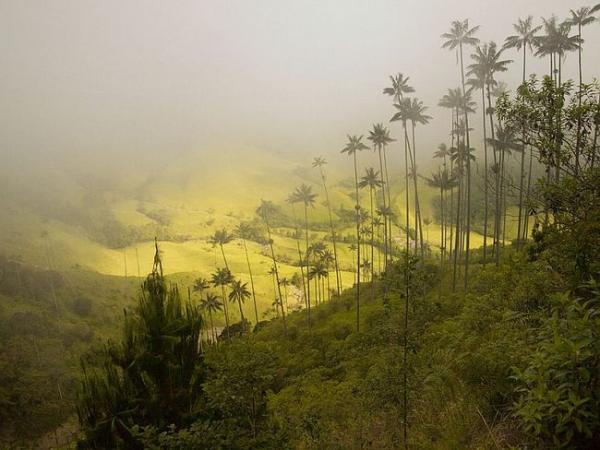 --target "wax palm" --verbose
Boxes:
[200,293,222,343]
[535,16,579,84]
[383,73,414,103]
[279,277,290,313]
[359,168,382,287]
[312,156,342,297]
[443,19,480,292]
[567,6,599,86]
[228,279,250,323]
[192,277,210,295]
[209,229,234,270]
[256,200,287,331]
[390,97,414,257]
[487,125,523,263]
[368,123,395,267]
[407,98,431,258]
[235,221,259,324]
[211,267,233,340]
[341,134,369,332]
[290,183,317,322]
[503,16,542,82]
